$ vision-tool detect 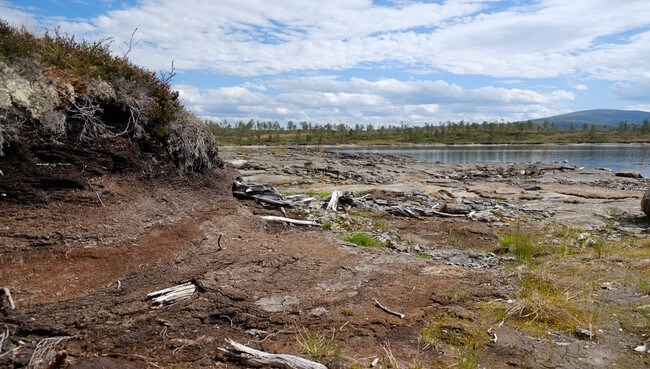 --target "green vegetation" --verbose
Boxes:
[321,220,334,230]
[208,117,650,146]
[296,328,340,359]
[343,232,385,247]
[499,227,536,261]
